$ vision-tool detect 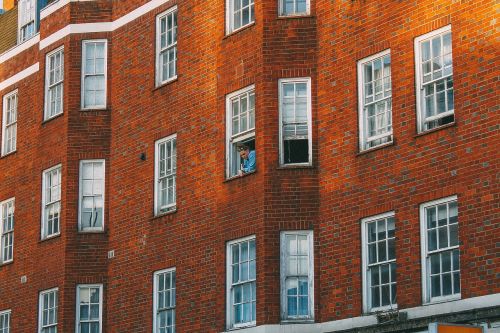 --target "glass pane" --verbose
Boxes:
[378,241,387,262]
[371,287,380,308]
[453,272,460,293]
[452,249,460,270]
[381,285,390,306]
[441,251,451,272]
[430,254,440,274]
[431,275,441,297]
[370,267,380,286]
[249,240,256,260]
[368,222,376,242]
[381,264,390,284]
[438,226,448,249]
[442,273,452,295]
[428,229,437,251]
